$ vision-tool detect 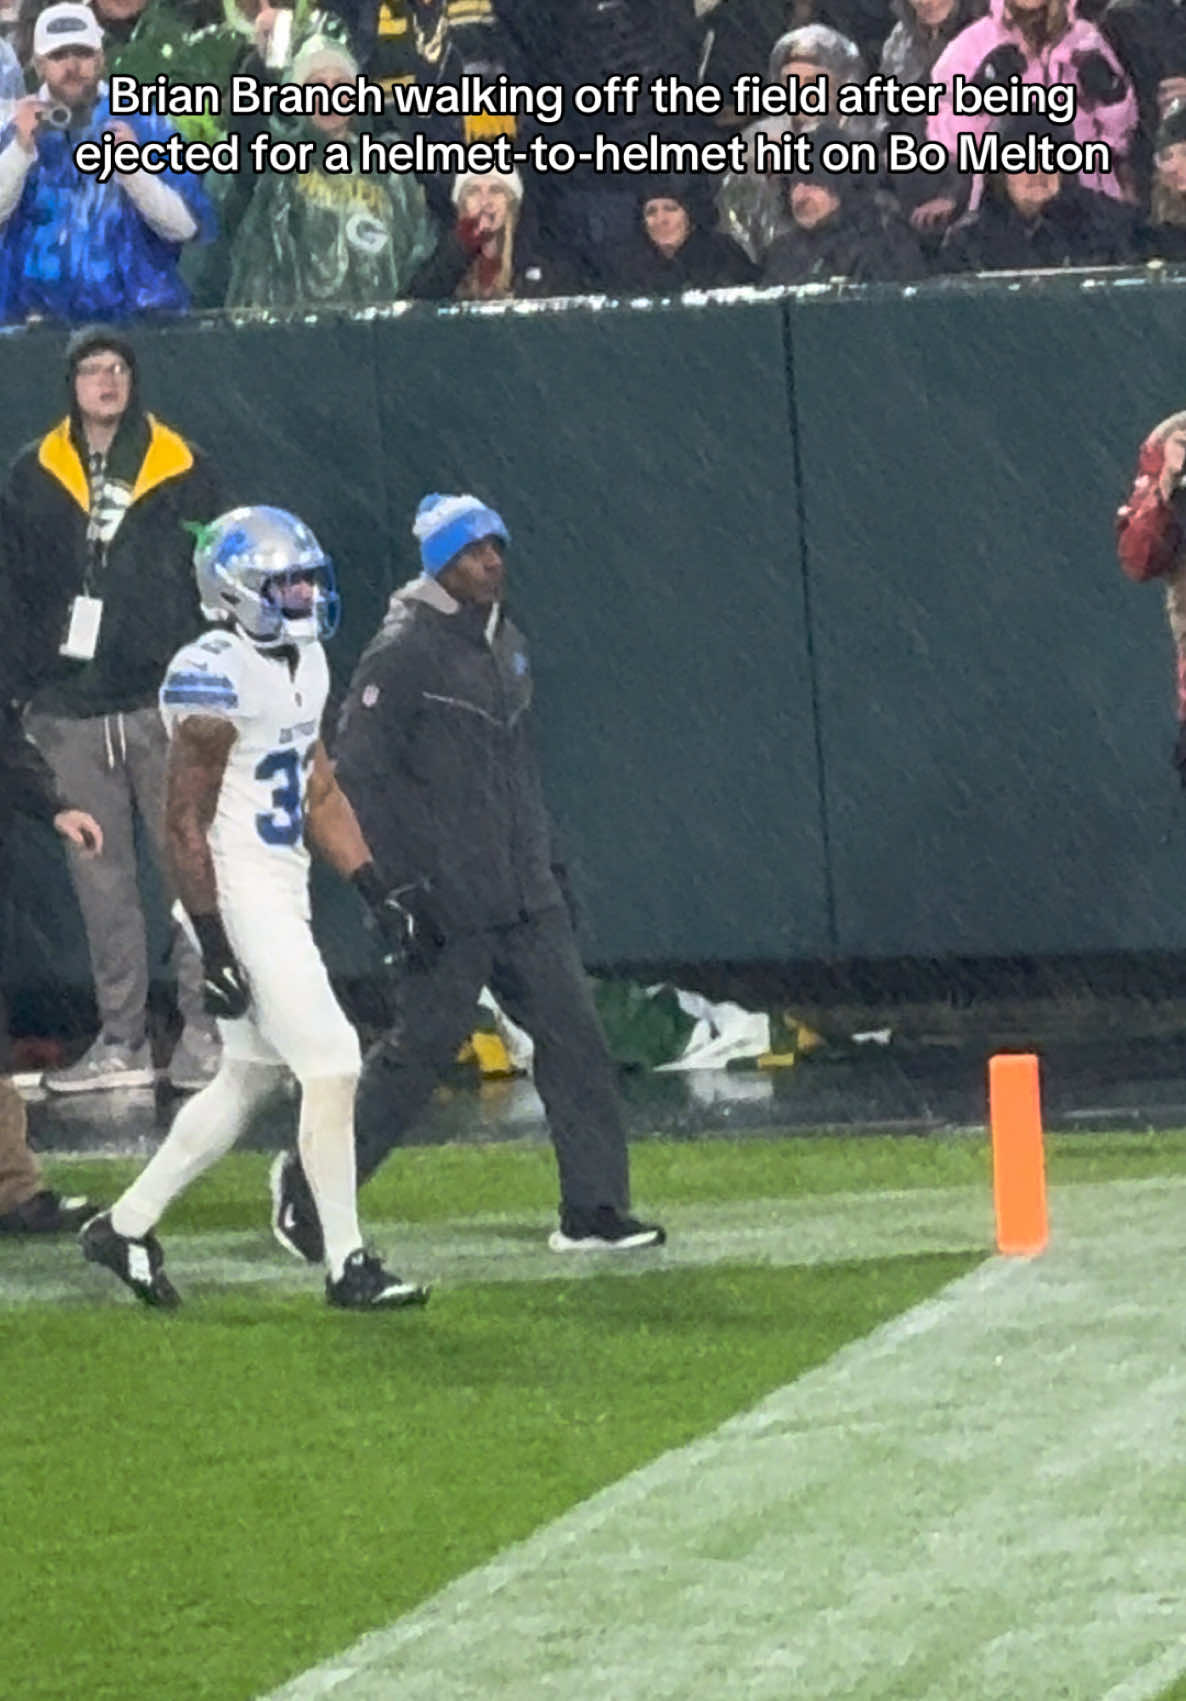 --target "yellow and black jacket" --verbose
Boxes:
[0,410,223,715]
[369,0,522,143]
